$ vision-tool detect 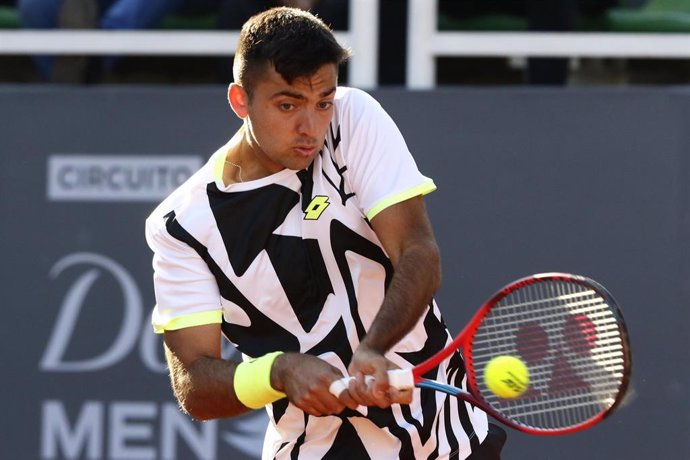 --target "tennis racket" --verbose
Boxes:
[330,273,632,435]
